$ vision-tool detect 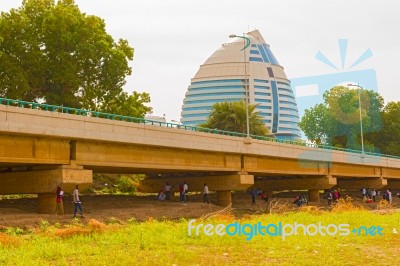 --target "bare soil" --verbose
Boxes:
[0,191,398,229]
